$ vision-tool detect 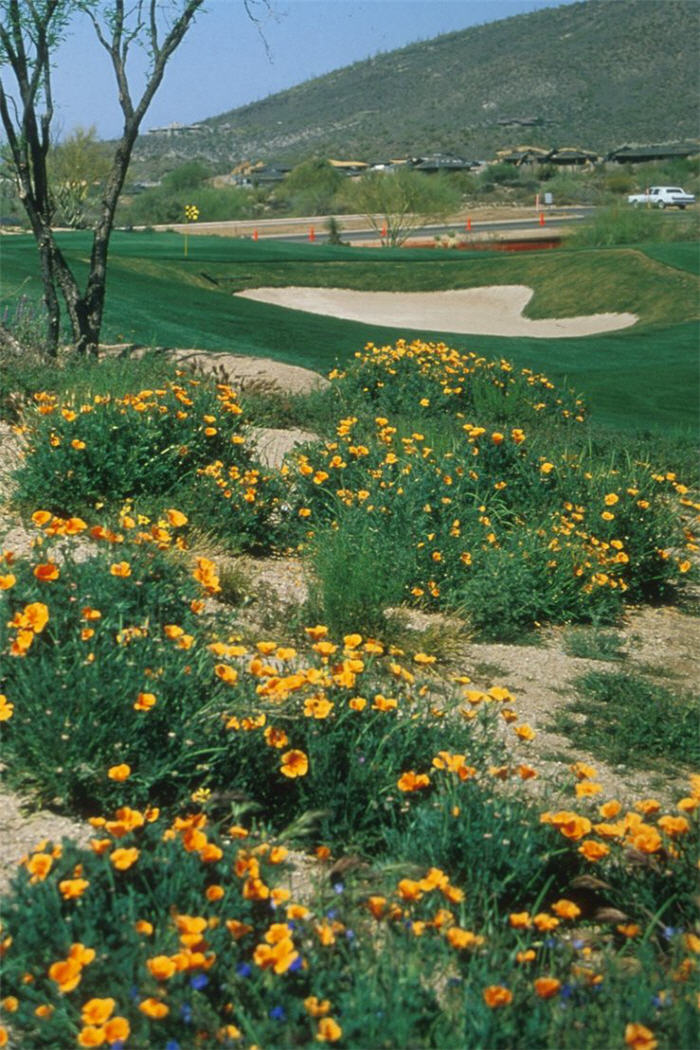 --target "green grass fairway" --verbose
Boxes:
[640,241,700,275]
[1,231,698,433]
